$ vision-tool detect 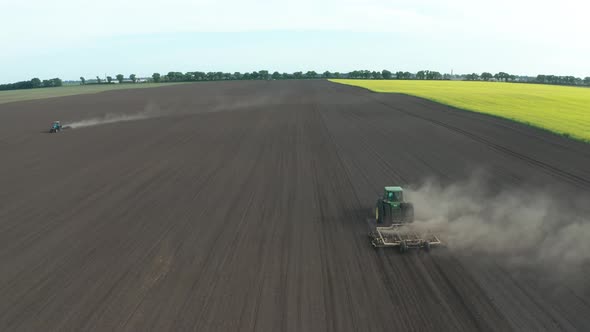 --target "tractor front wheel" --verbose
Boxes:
[375,202,384,224]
